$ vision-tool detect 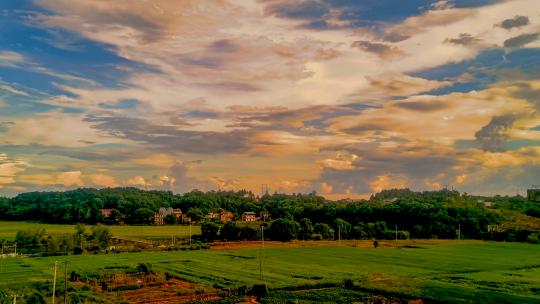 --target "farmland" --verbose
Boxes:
[0,221,201,240]
[1,241,539,303]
